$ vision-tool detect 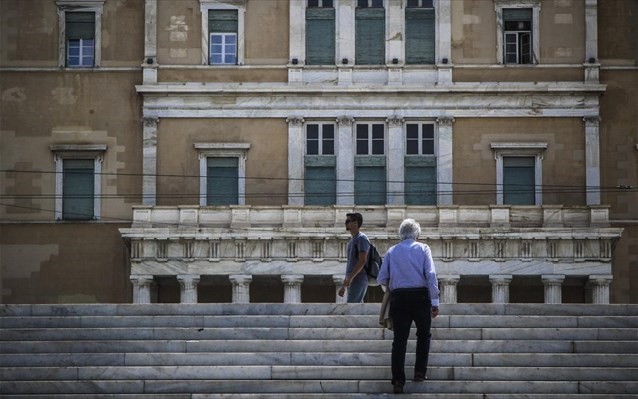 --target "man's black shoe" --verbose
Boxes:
[413,372,426,382]
[393,381,404,394]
